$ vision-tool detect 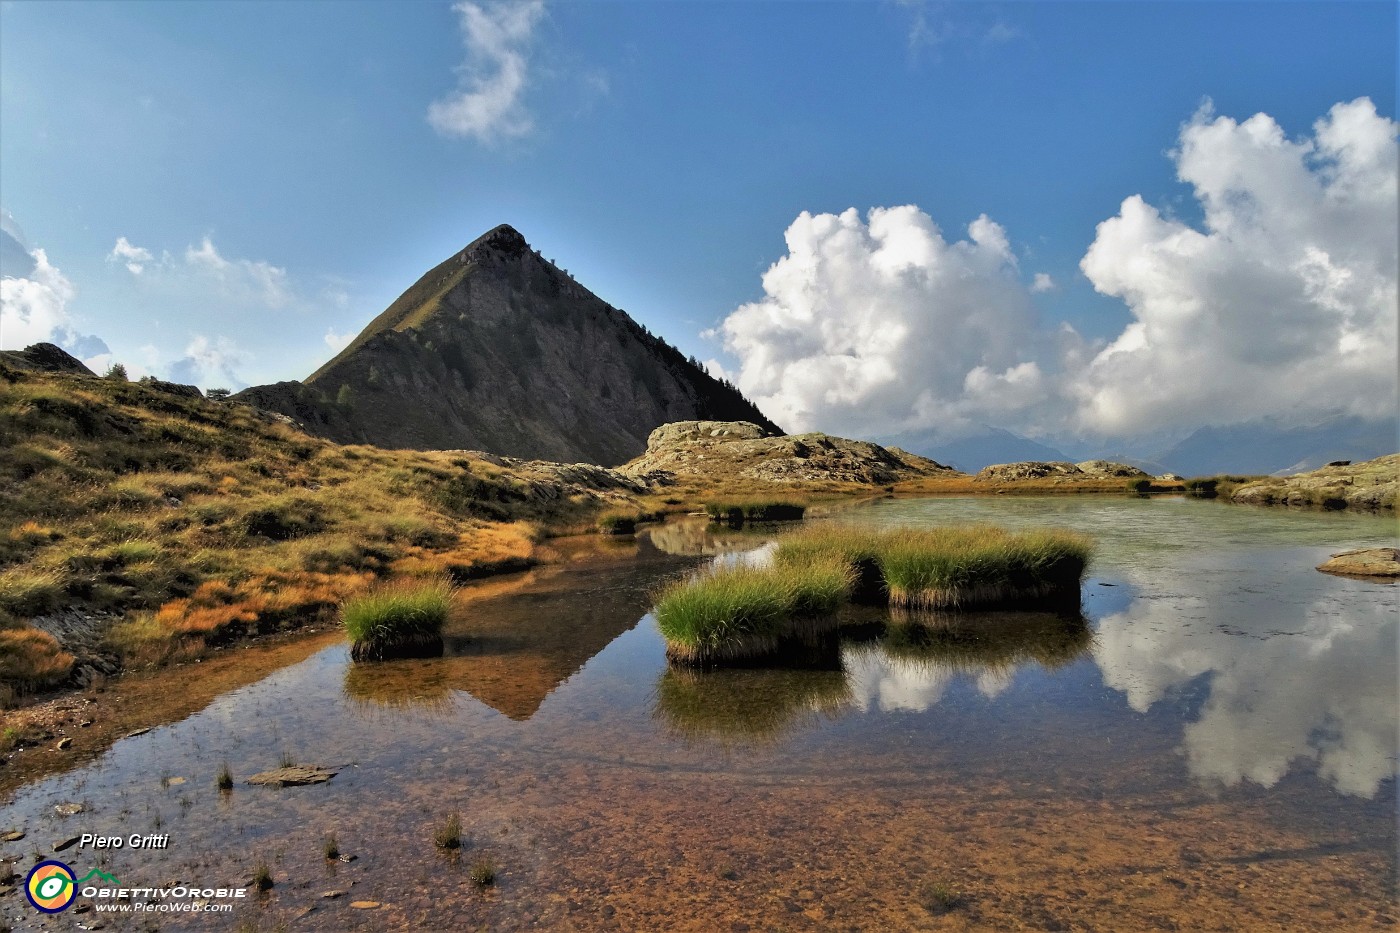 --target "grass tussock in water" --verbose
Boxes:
[655,558,852,664]
[875,526,1091,609]
[658,524,1091,664]
[343,578,454,661]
